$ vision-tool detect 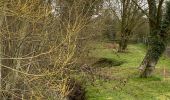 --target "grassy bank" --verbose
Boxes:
[86,43,170,100]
